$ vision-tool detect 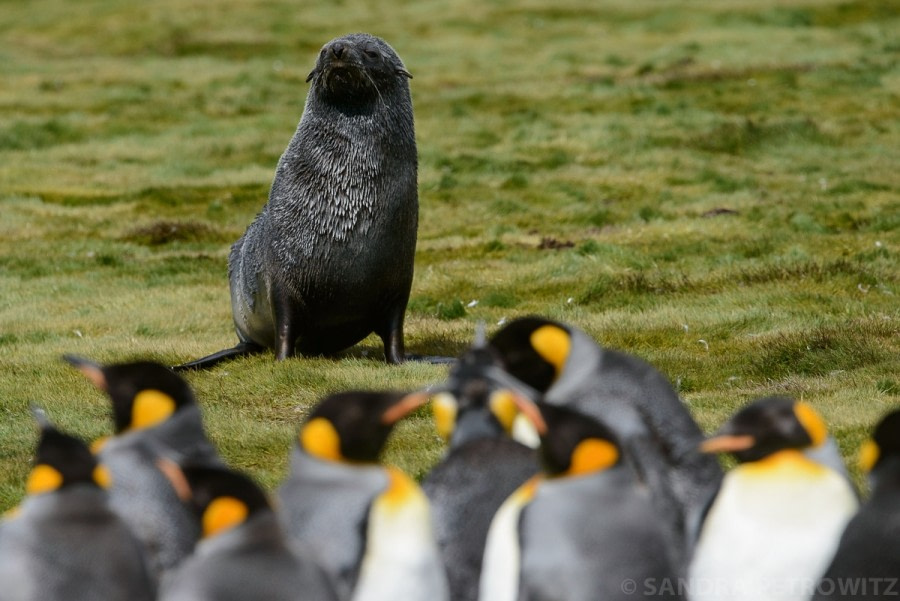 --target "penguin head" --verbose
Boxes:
[27,409,111,496]
[431,343,528,446]
[299,391,429,463]
[160,463,269,539]
[701,396,829,463]
[858,408,900,476]
[64,355,195,434]
[510,396,621,478]
[488,316,573,394]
